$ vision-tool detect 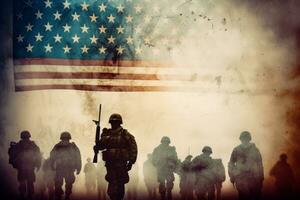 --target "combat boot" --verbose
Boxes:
[160,191,166,200]
[167,191,172,200]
